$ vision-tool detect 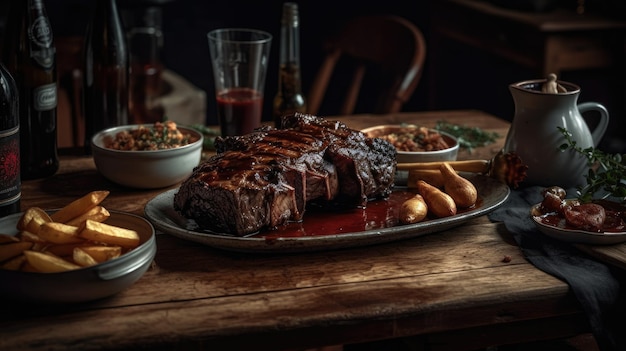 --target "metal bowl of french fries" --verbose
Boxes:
[362,124,459,164]
[0,191,156,303]
[90,122,203,189]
